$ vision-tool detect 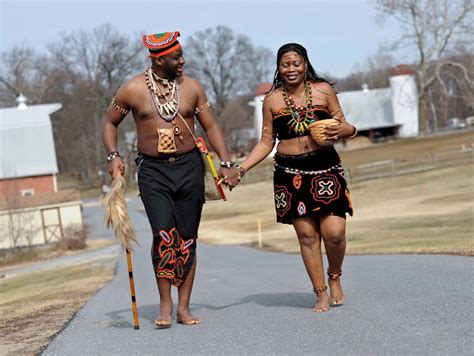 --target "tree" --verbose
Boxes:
[184,26,273,130]
[375,0,474,133]
[1,25,273,184]
[336,48,396,92]
[0,47,56,106]
[218,96,254,150]
[0,25,146,185]
[45,24,145,184]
